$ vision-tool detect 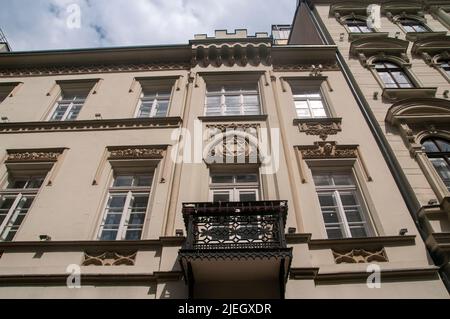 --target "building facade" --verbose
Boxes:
[0,12,448,298]
[287,0,450,292]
